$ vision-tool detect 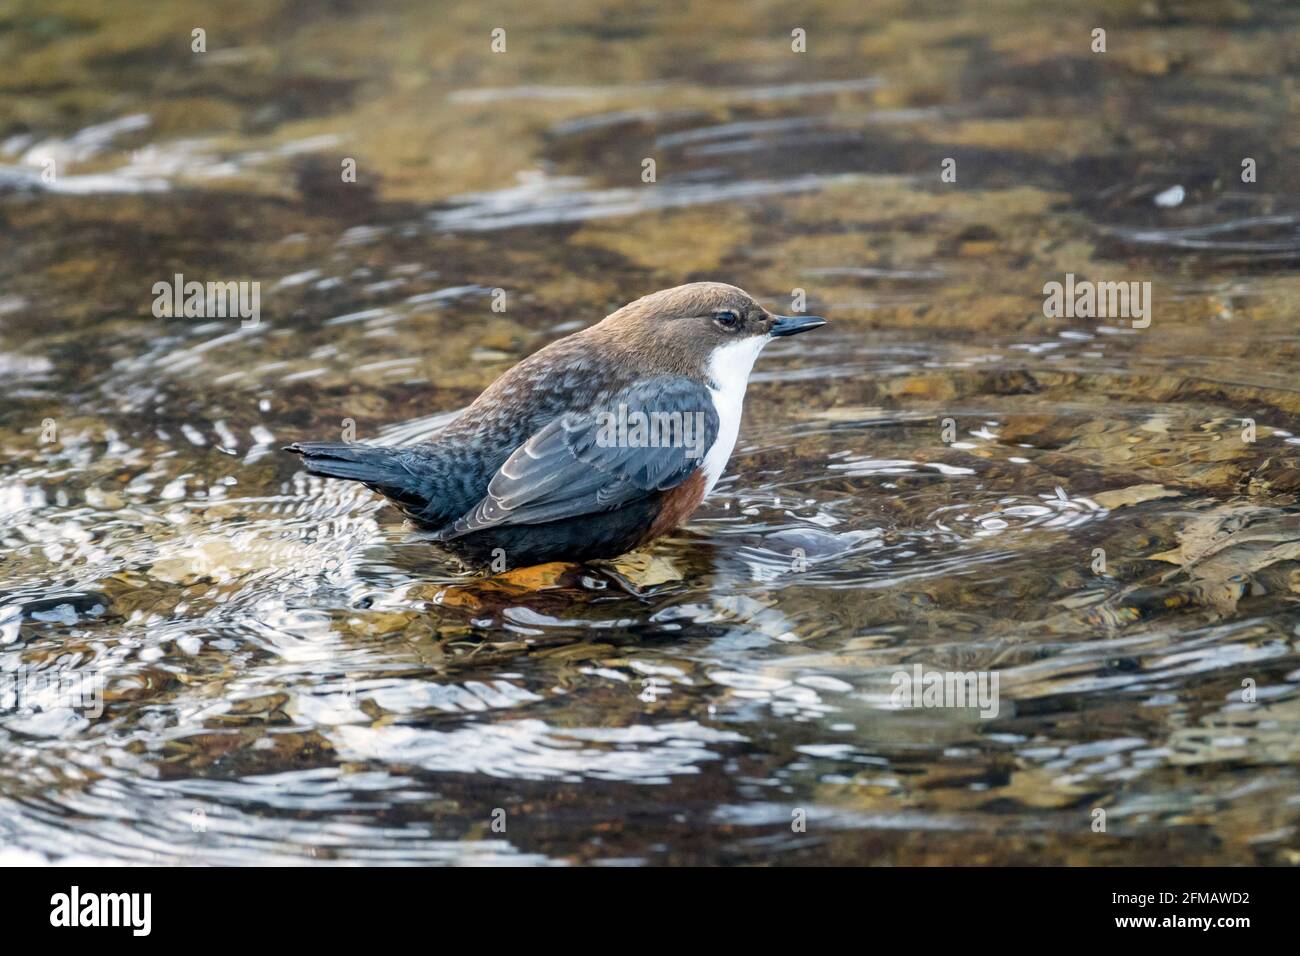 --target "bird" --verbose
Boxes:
[285,282,825,567]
